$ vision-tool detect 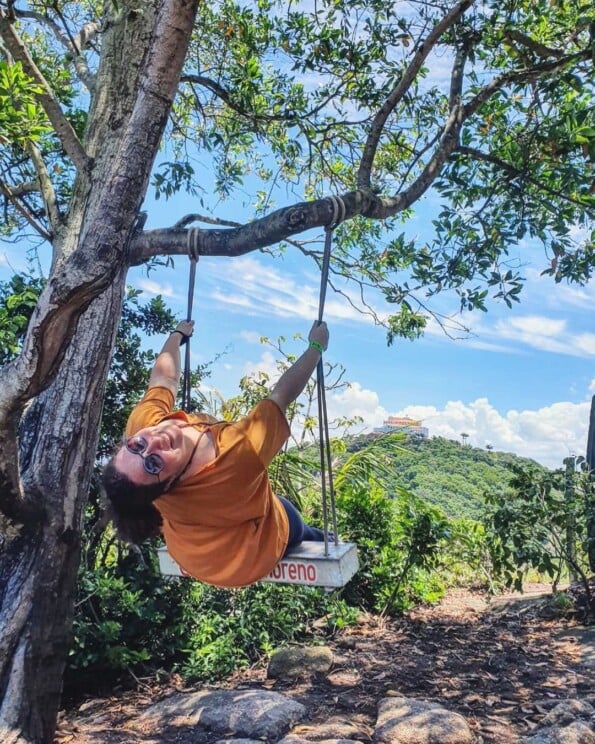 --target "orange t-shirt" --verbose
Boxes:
[125,387,290,587]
